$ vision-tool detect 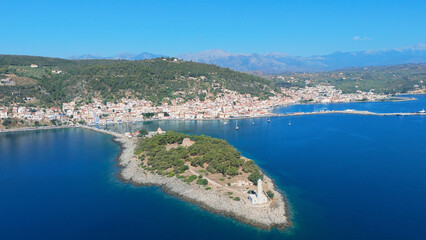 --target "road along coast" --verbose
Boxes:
[0,125,74,133]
